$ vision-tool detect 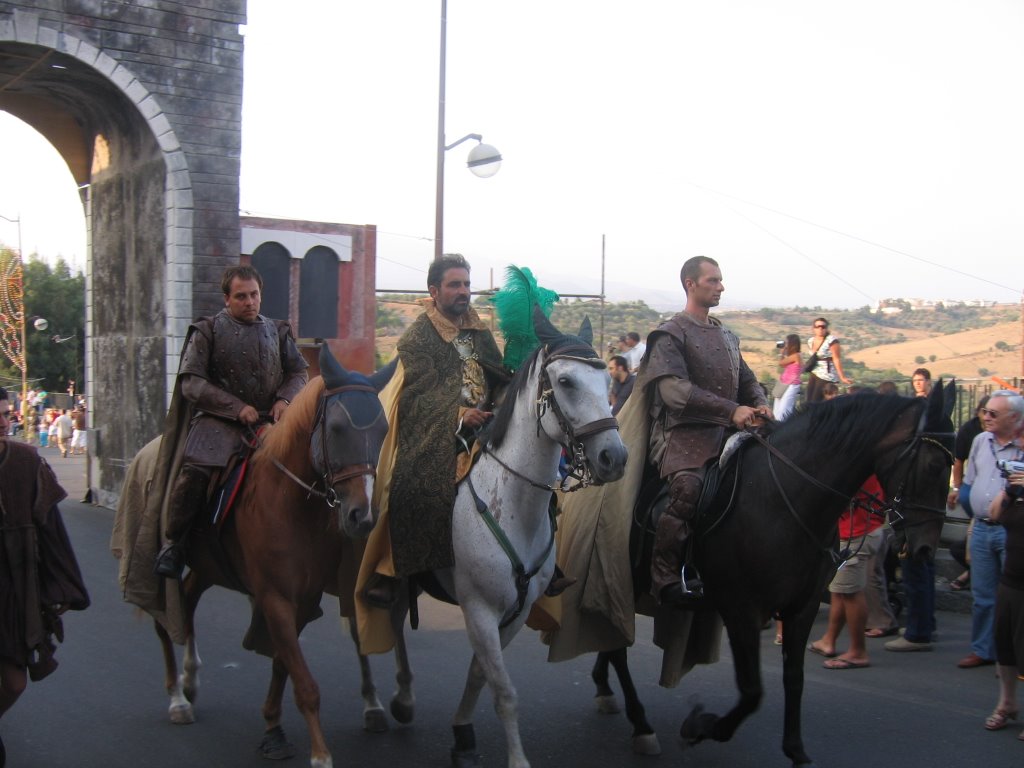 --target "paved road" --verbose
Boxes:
[2,451,1018,767]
